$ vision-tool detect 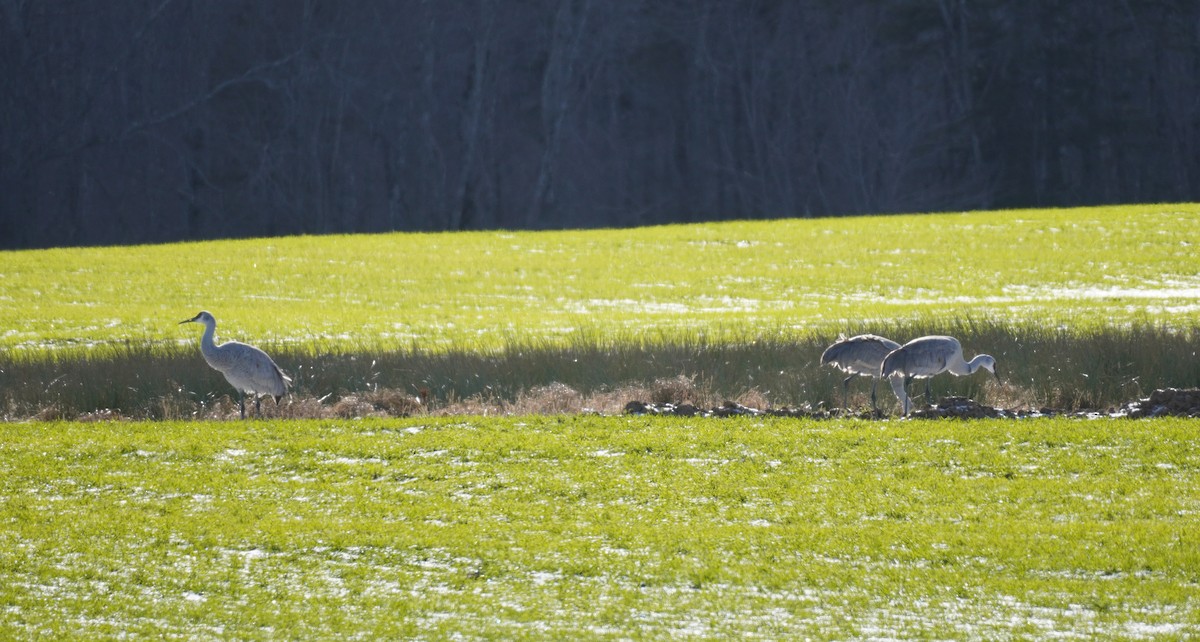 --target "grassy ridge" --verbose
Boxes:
[2,204,1198,355]
[2,416,1198,638]
[4,320,1199,419]
[2,205,1198,417]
